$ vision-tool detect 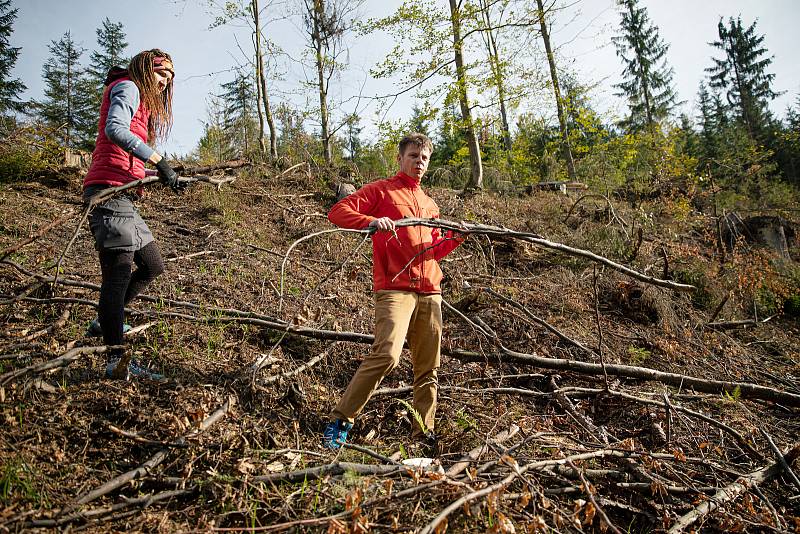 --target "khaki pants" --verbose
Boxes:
[332,290,442,436]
